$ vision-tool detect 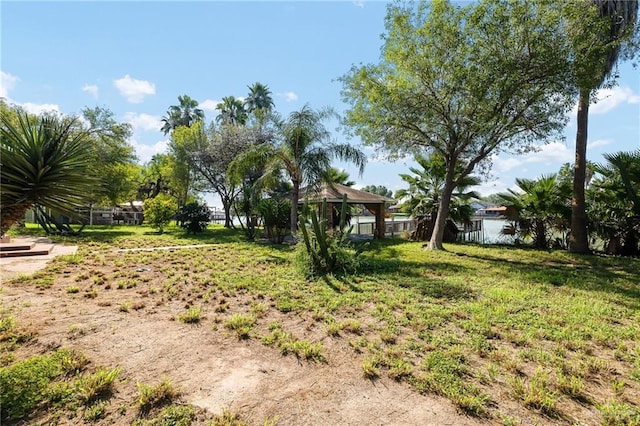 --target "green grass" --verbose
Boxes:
[4,224,640,424]
[137,377,180,413]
